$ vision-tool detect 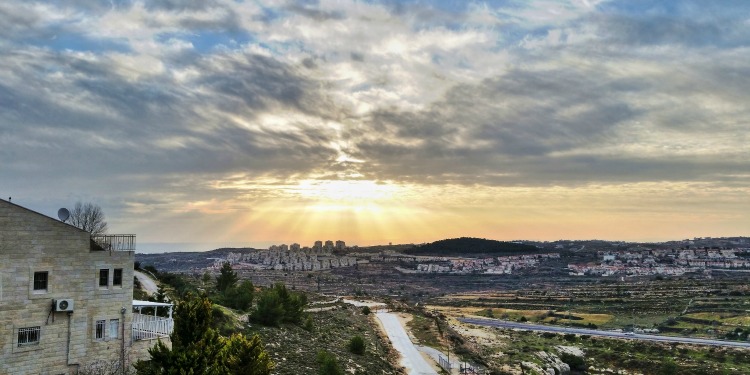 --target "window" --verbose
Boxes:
[33,271,48,292]
[109,319,120,339]
[113,269,122,286]
[95,320,105,340]
[99,269,109,287]
[18,326,41,347]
